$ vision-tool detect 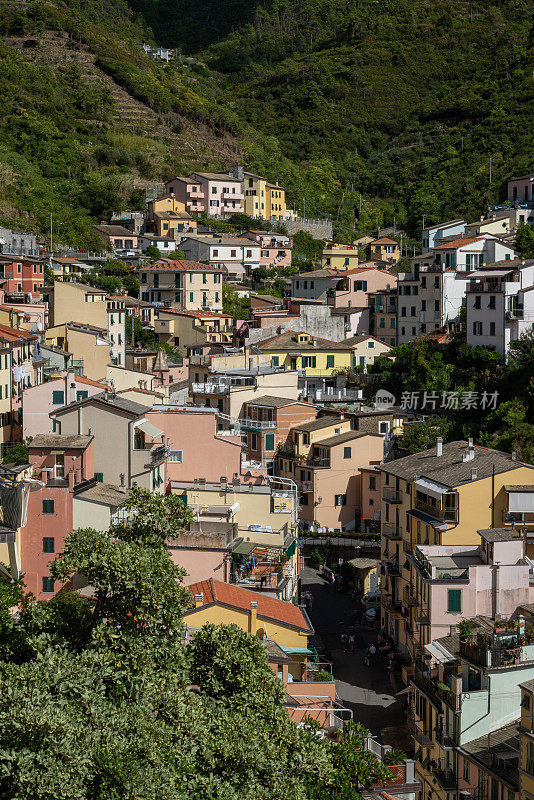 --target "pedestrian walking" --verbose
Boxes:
[341,632,348,652]
[308,592,314,610]
[348,633,355,652]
